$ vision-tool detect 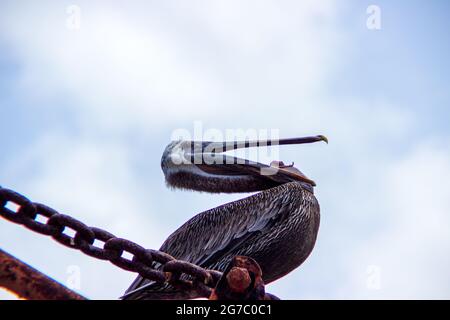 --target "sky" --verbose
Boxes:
[1,0,450,299]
